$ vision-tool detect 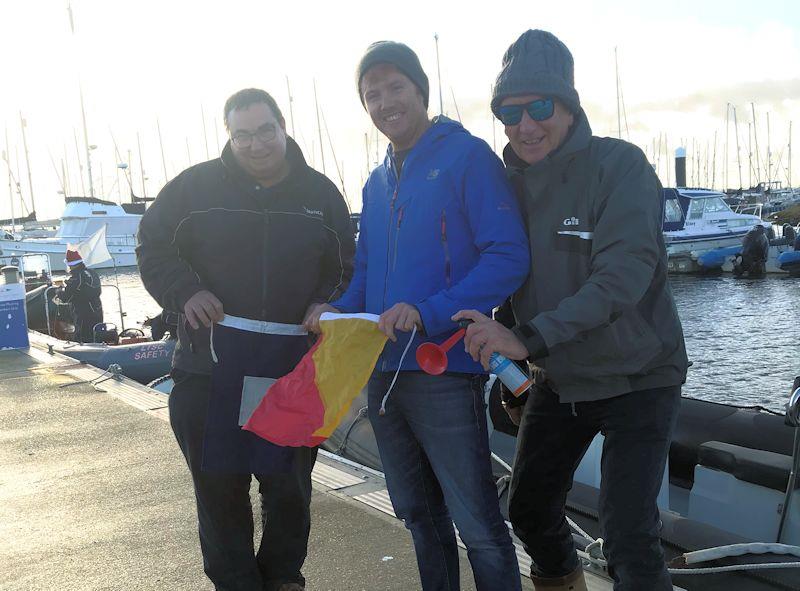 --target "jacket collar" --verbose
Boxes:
[503,108,592,177]
[383,115,465,179]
